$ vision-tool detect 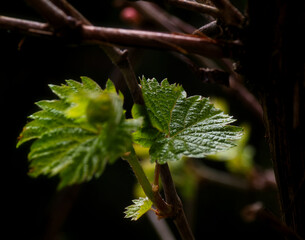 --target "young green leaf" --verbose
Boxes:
[17,77,141,189]
[133,77,243,164]
[124,197,153,221]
